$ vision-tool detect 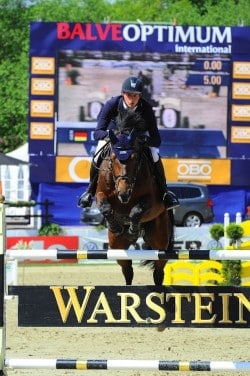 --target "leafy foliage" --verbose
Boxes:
[221,260,241,286]
[38,222,63,235]
[223,223,243,286]
[226,223,244,245]
[209,222,243,285]
[209,223,224,242]
[1,0,250,152]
